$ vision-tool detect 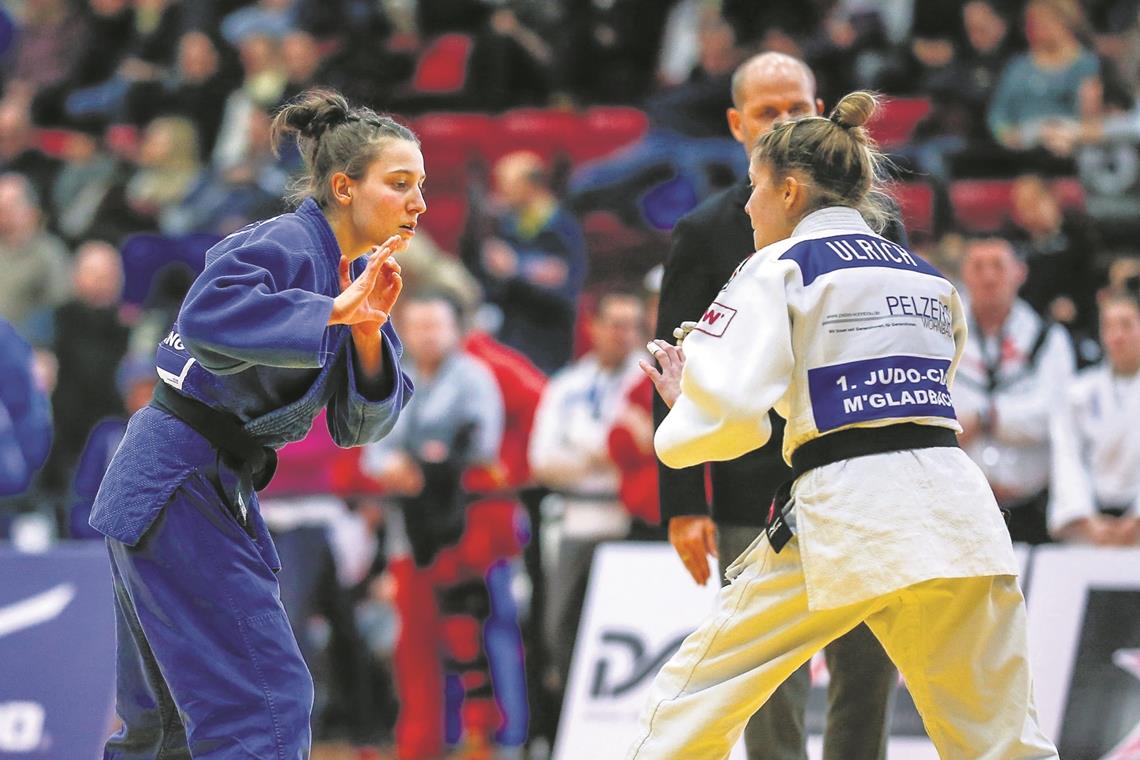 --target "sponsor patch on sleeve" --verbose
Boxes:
[693,301,737,338]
